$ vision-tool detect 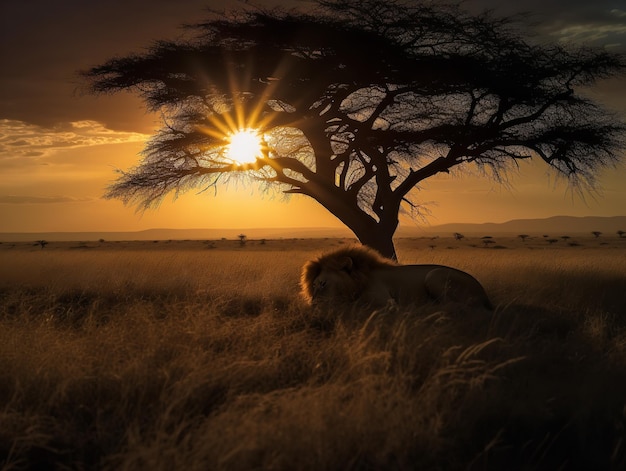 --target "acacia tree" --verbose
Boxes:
[82,0,625,259]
